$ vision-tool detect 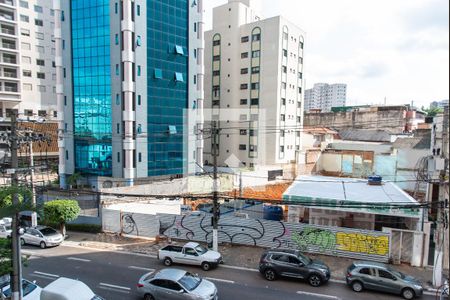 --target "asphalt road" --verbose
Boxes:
[20,244,437,300]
